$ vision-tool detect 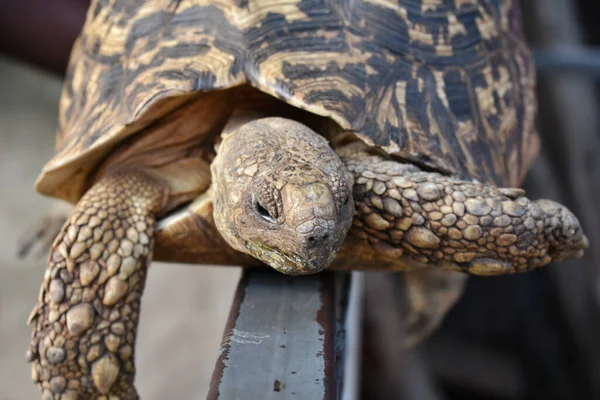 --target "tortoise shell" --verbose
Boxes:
[37,0,538,204]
